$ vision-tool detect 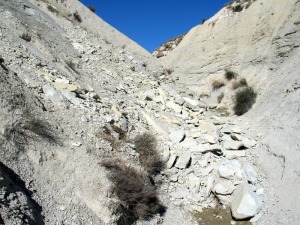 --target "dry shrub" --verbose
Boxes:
[233,86,257,116]
[88,6,96,12]
[134,133,163,175]
[232,4,243,12]
[102,160,161,223]
[224,69,237,80]
[98,125,127,149]
[47,5,59,14]
[212,80,225,90]
[20,33,31,42]
[73,11,82,23]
